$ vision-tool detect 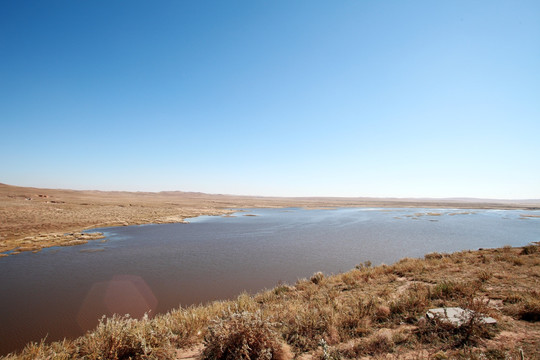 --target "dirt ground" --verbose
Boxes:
[1,183,538,255]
